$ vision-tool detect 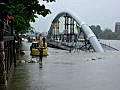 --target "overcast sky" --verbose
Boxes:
[31,0,120,32]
